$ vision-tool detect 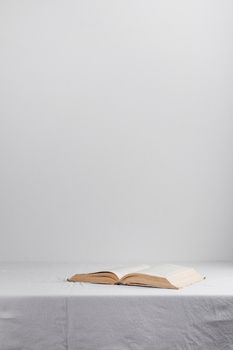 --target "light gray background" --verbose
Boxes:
[1,0,233,262]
